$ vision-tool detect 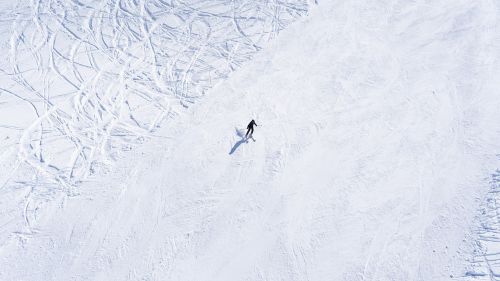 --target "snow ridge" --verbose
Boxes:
[468,168,500,280]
